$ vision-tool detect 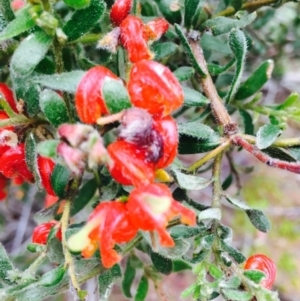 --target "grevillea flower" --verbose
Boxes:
[32,221,62,245]
[120,15,153,63]
[110,0,132,26]
[68,201,138,268]
[144,17,169,41]
[0,144,34,183]
[37,156,56,196]
[126,183,196,247]
[128,60,184,116]
[107,139,155,186]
